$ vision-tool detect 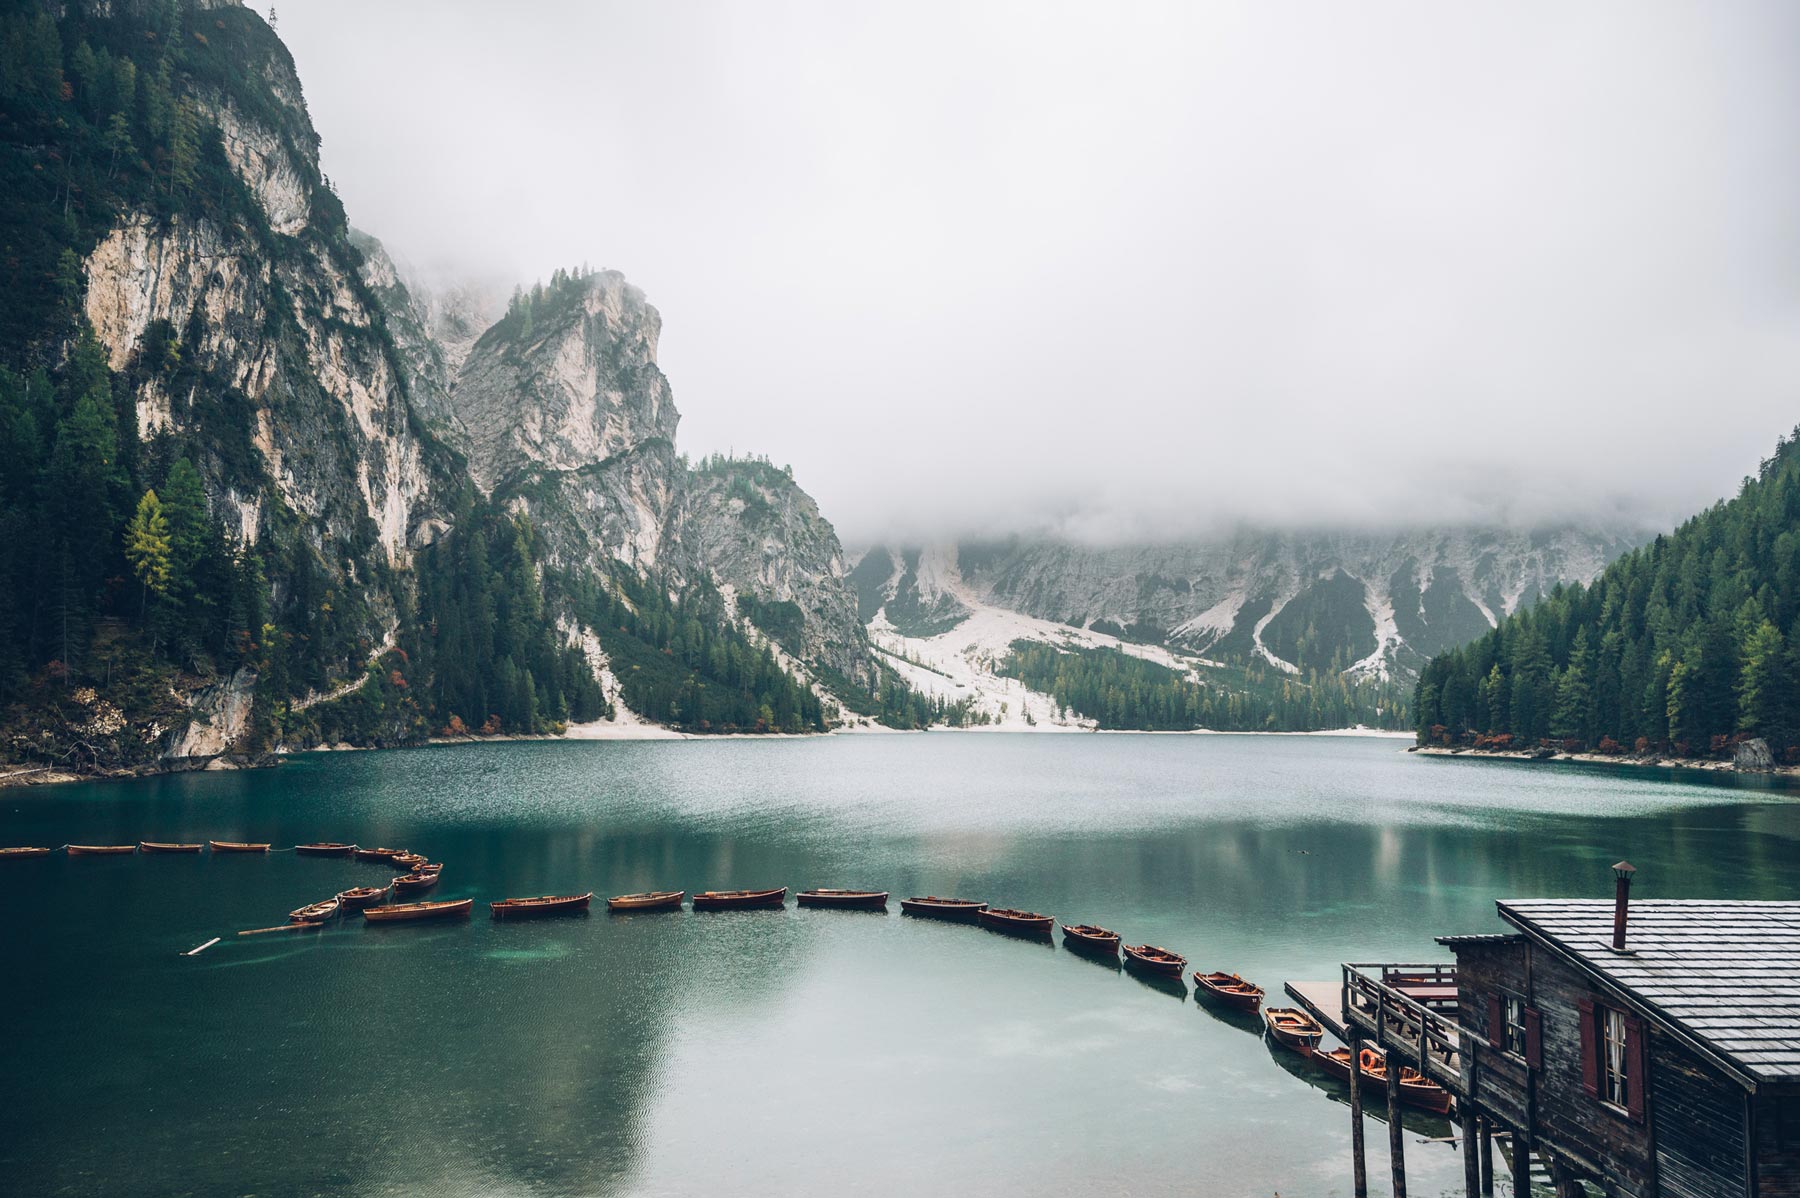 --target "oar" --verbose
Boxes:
[237,922,321,936]
[183,936,221,956]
